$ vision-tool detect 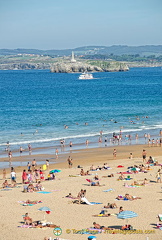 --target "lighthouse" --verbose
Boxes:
[71,51,76,63]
